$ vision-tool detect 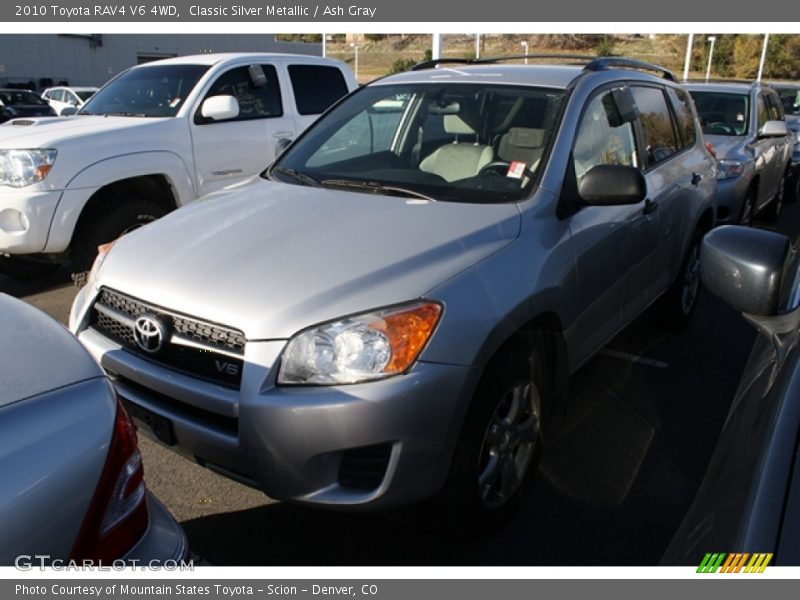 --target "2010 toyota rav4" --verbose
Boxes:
[70,57,716,527]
